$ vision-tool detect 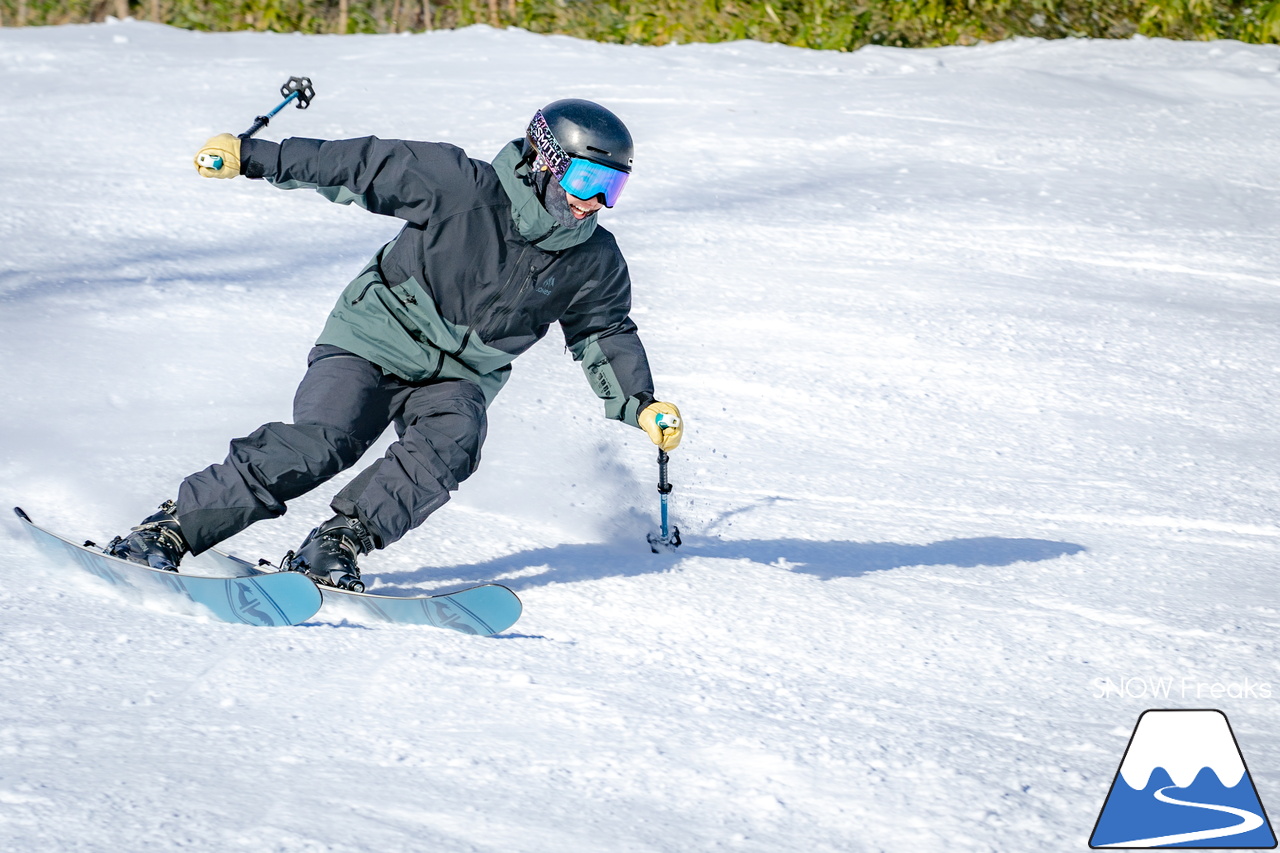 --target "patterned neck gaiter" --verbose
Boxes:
[531,165,589,230]
[491,140,598,252]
